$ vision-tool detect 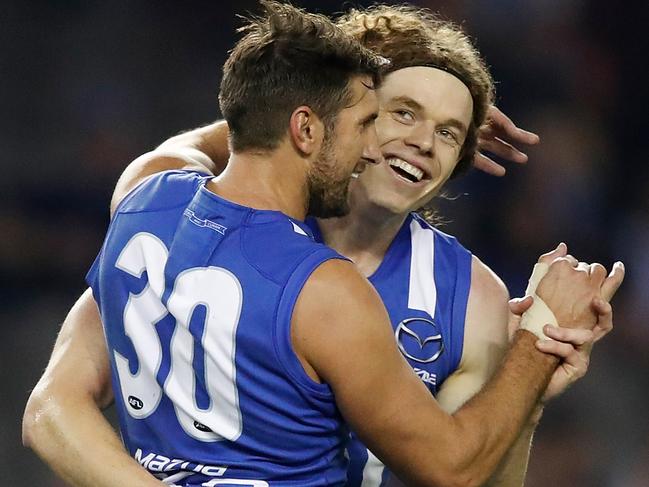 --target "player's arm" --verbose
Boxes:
[292,251,599,487]
[156,120,230,166]
[110,121,230,215]
[434,257,622,487]
[22,289,164,487]
[434,257,540,487]
[295,246,620,487]
[435,256,510,414]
